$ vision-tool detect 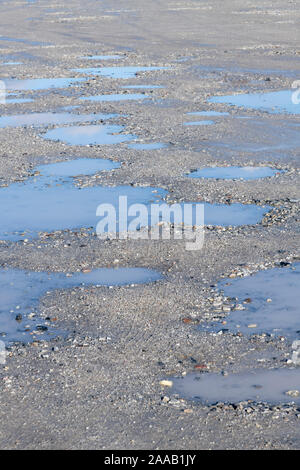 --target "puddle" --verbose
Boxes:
[199,202,270,226]
[1,61,23,66]
[128,142,168,150]
[202,264,300,339]
[80,93,148,102]
[187,166,282,180]
[38,158,120,177]
[209,90,300,115]
[42,124,137,146]
[0,158,166,240]
[4,77,87,92]
[0,112,117,128]
[184,120,214,126]
[81,55,122,60]
[5,97,34,105]
[0,267,162,343]
[121,85,164,89]
[171,368,300,405]
[0,36,49,46]
[73,66,168,79]
[187,111,229,117]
